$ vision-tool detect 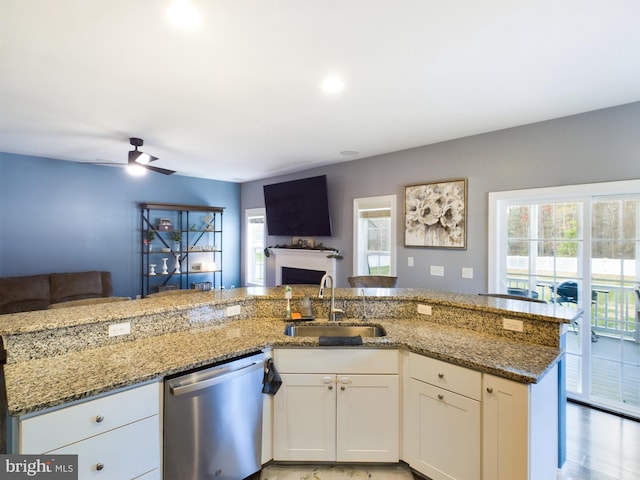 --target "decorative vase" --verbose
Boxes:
[149,264,157,276]
[162,258,169,275]
[174,254,181,274]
